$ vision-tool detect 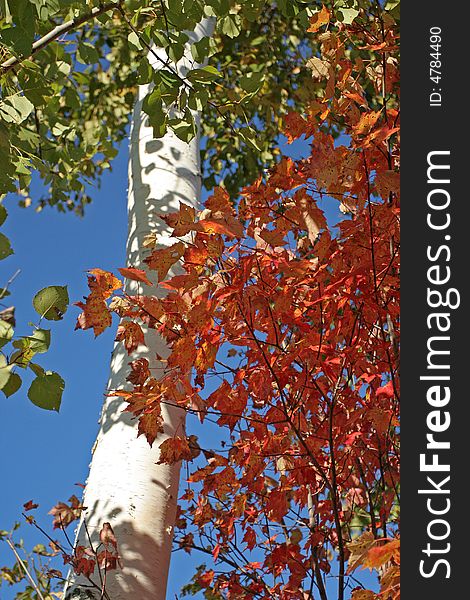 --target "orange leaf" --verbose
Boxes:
[351,591,378,600]
[75,295,111,337]
[363,539,400,570]
[144,242,185,281]
[138,412,164,446]
[352,111,382,136]
[158,436,193,465]
[307,5,330,33]
[116,321,145,354]
[160,202,196,237]
[87,268,122,299]
[118,267,152,287]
